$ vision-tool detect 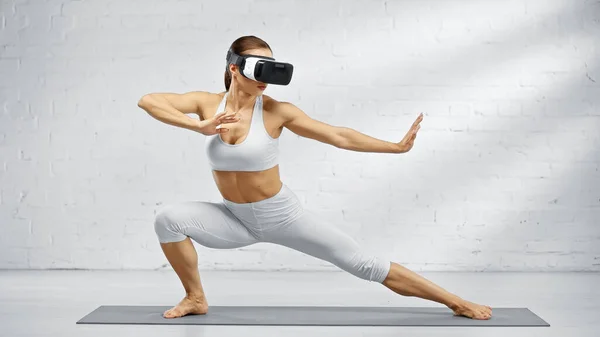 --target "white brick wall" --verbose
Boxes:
[1,0,599,271]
